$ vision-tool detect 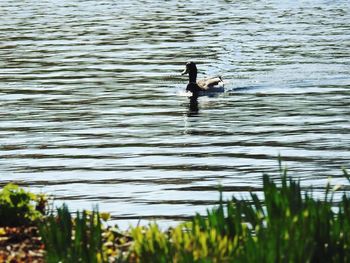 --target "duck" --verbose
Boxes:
[181,61,224,97]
